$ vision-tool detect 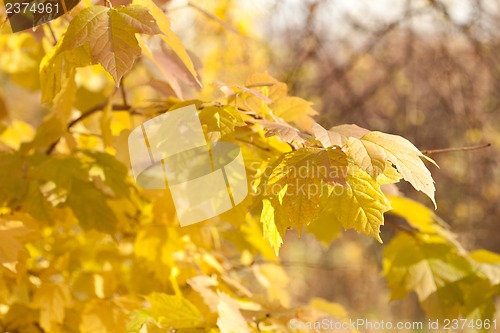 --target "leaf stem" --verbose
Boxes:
[47,22,58,46]
[120,79,129,108]
[421,143,491,155]
[384,219,417,234]
[187,1,242,35]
